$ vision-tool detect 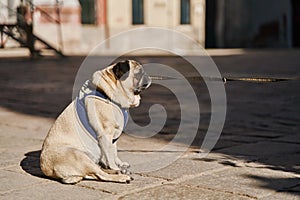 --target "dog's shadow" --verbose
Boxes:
[20,150,46,178]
